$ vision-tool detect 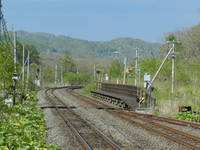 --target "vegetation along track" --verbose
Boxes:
[44,87,121,150]
[67,89,200,150]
